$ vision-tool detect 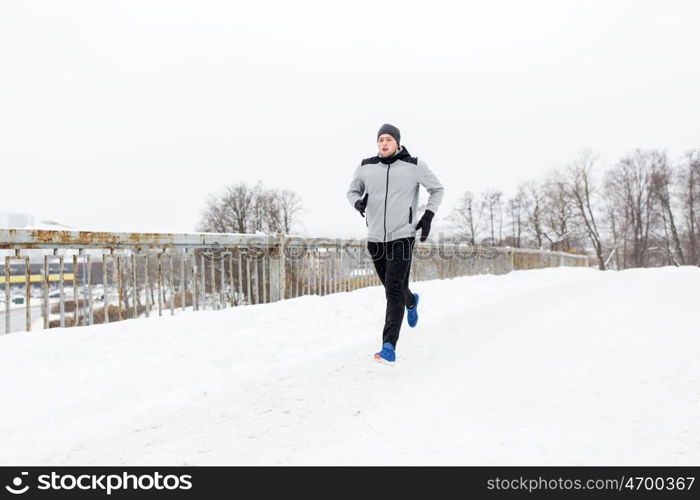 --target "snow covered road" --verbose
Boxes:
[1,266,698,465]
